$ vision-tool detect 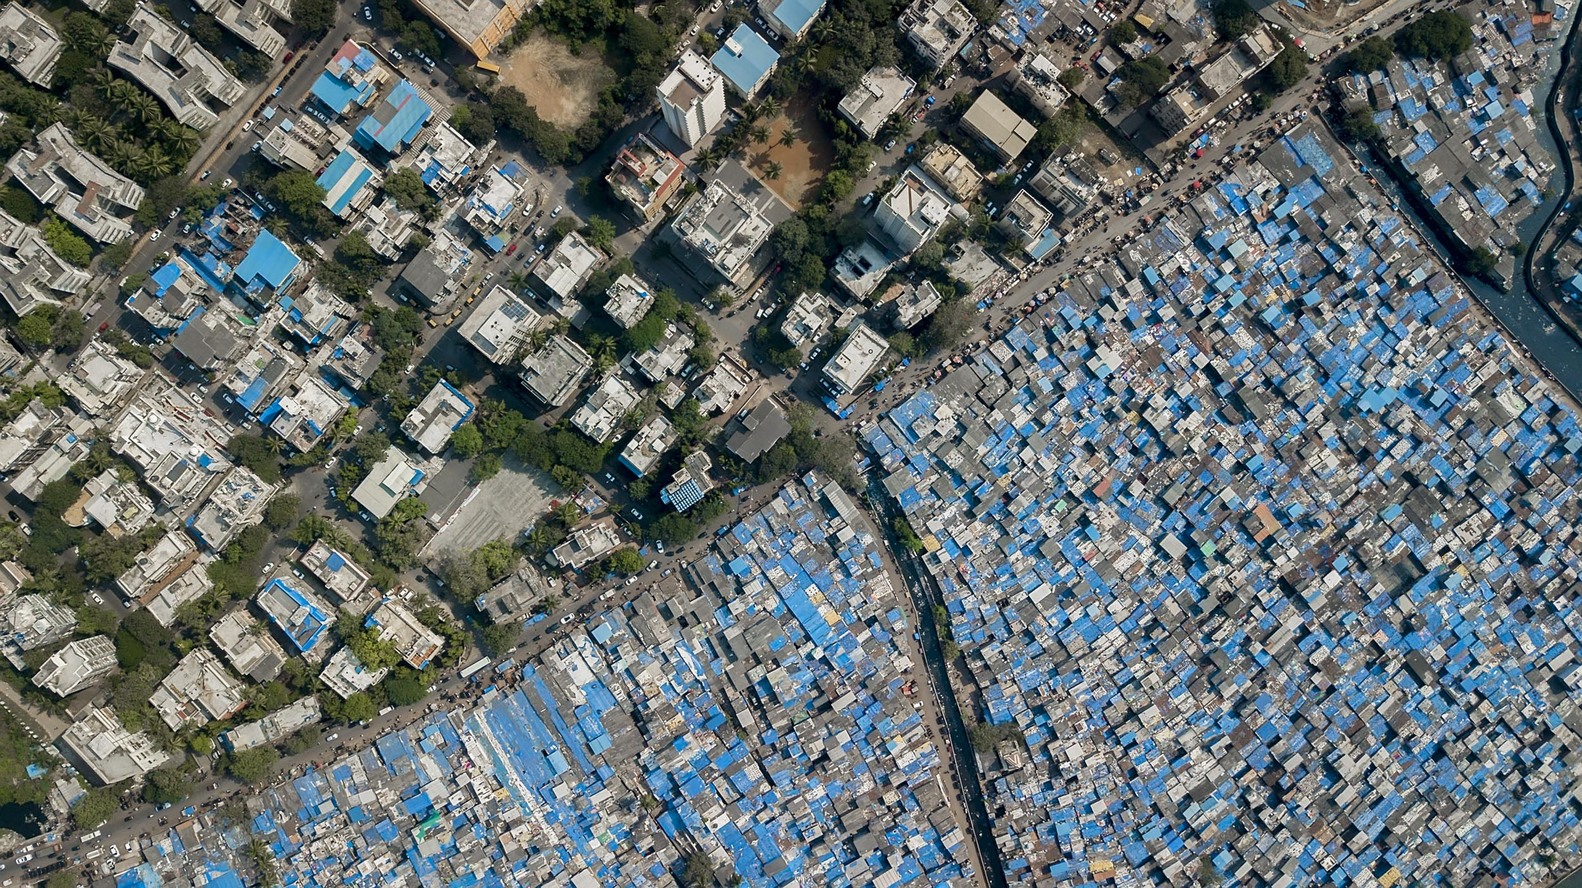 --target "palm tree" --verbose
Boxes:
[106,139,141,173]
[779,129,796,147]
[750,124,770,144]
[758,98,781,119]
[765,161,783,180]
[143,145,172,178]
[167,125,200,156]
[128,93,162,127]
[88,66,116,100]
[80,118,116,153]
[107,79,138,109]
